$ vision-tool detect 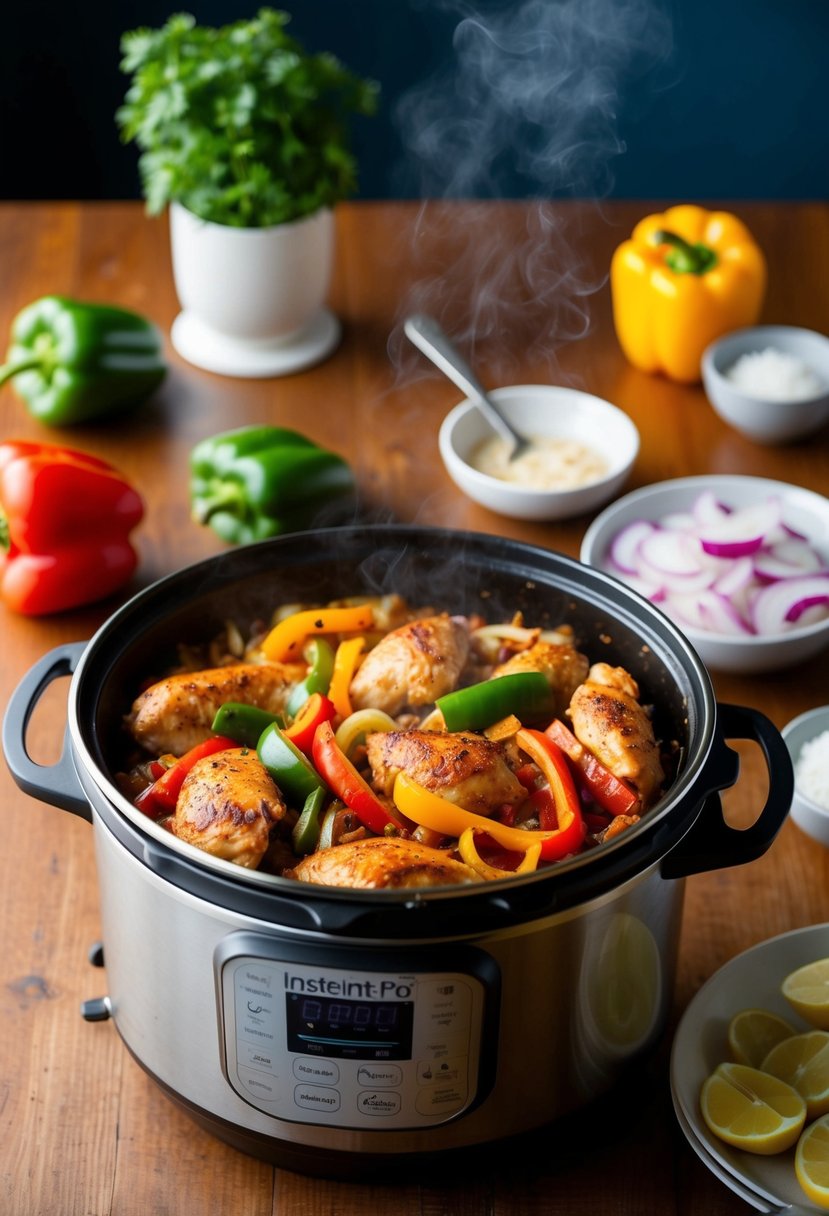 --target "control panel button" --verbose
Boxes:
[357,1063,403,1087]
[293,1057,340,1085]
[238,1041,276,1073]
[415,1082,467,1117]
[237,1065,280,1102]
[417,1057,464,1086]
[294,1084,341,1114]
[357,1090,402,1117]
